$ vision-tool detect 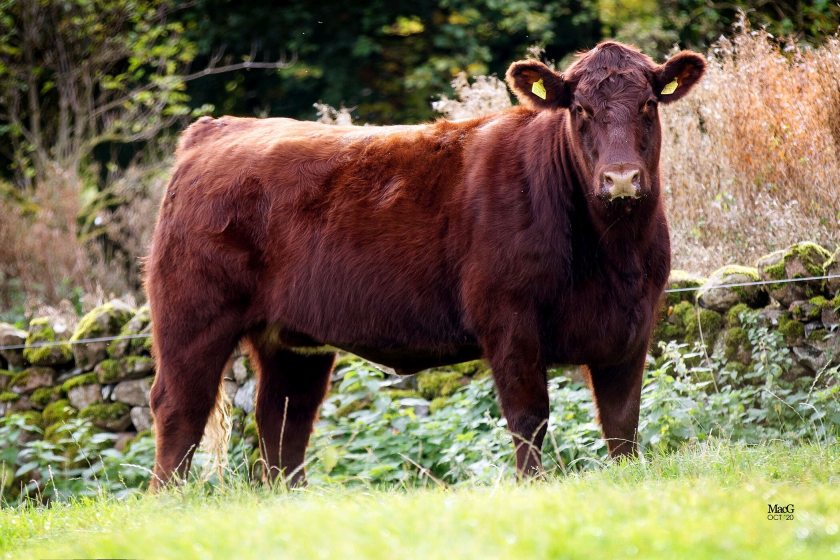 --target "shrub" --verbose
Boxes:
[660,20,840,271]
